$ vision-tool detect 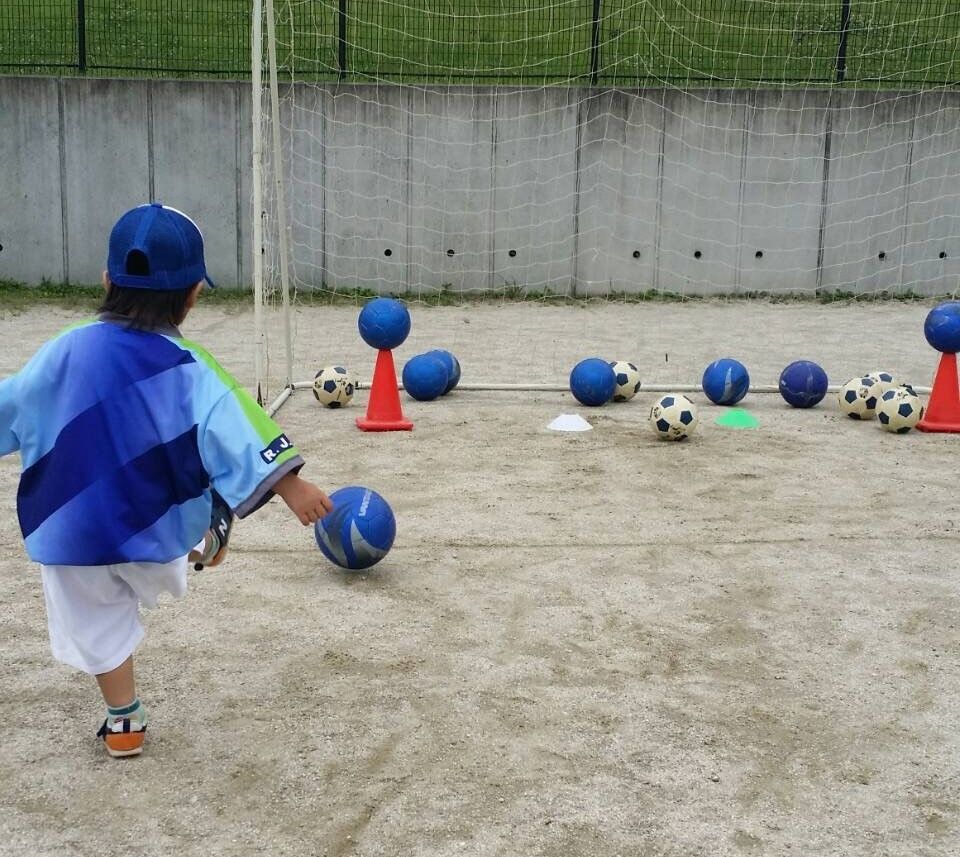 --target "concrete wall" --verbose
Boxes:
[0,77,251,289]
[1,77,957,295]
